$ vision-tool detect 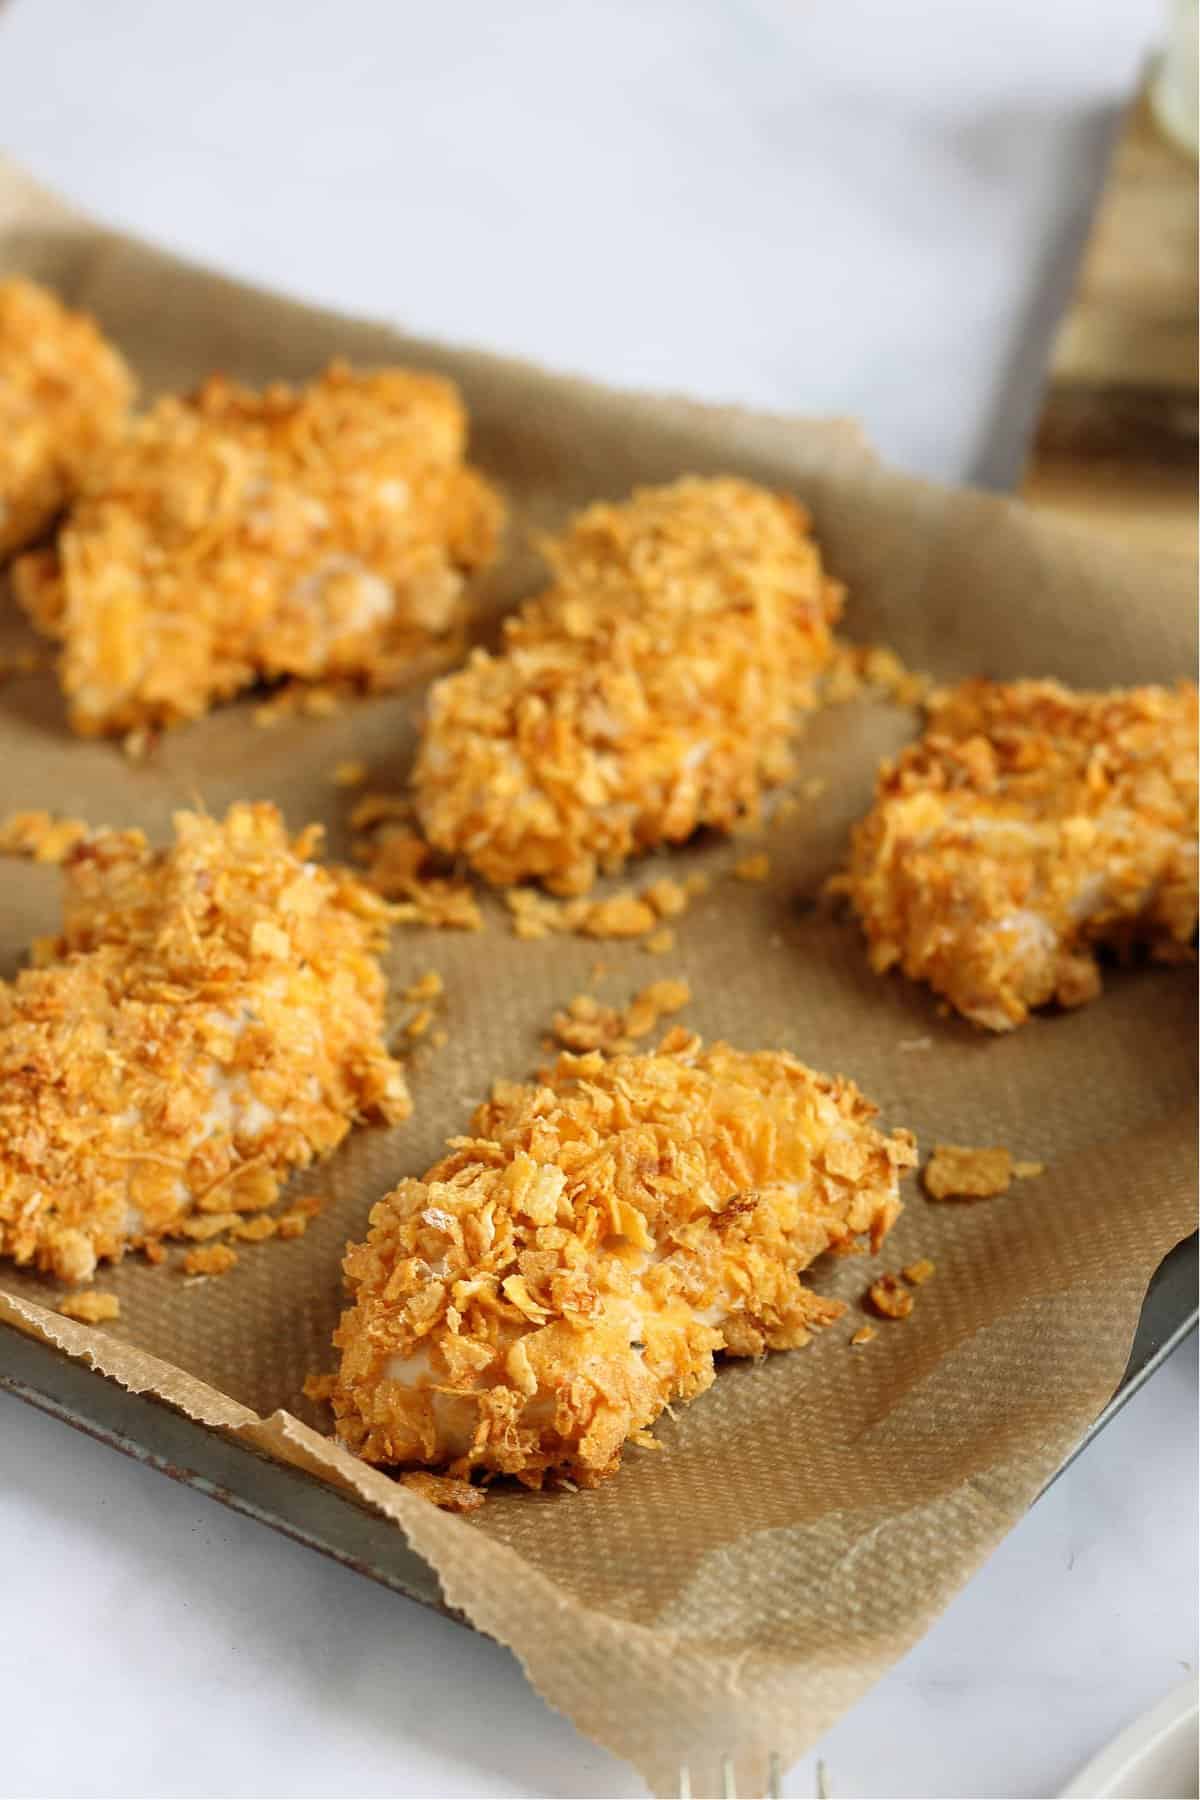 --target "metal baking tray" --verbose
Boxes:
[3,1235,1194,1617]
